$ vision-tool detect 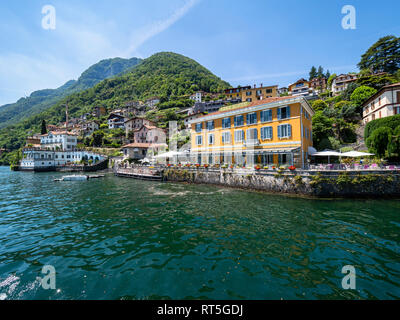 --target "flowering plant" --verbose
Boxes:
[289,165,296,171]
[195,164,200,167]
[204,164,209,168]
[254,165,261,170]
